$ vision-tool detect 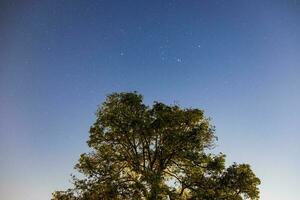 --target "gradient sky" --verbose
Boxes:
[0,1,299,199]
